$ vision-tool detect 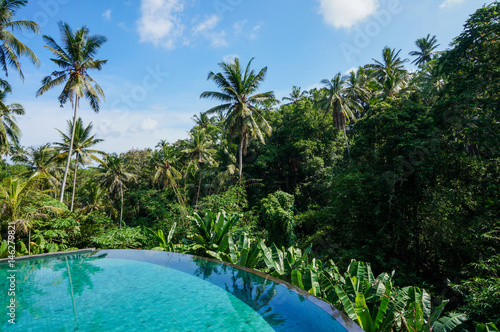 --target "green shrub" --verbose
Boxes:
[260,190,296,248]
